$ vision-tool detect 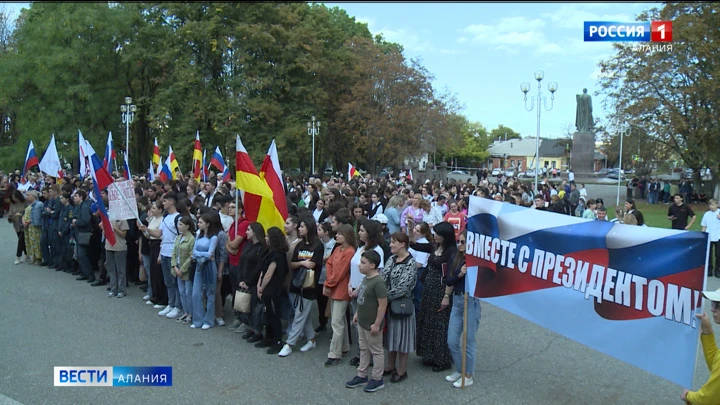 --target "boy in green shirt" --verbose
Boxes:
[345,250,388,393]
